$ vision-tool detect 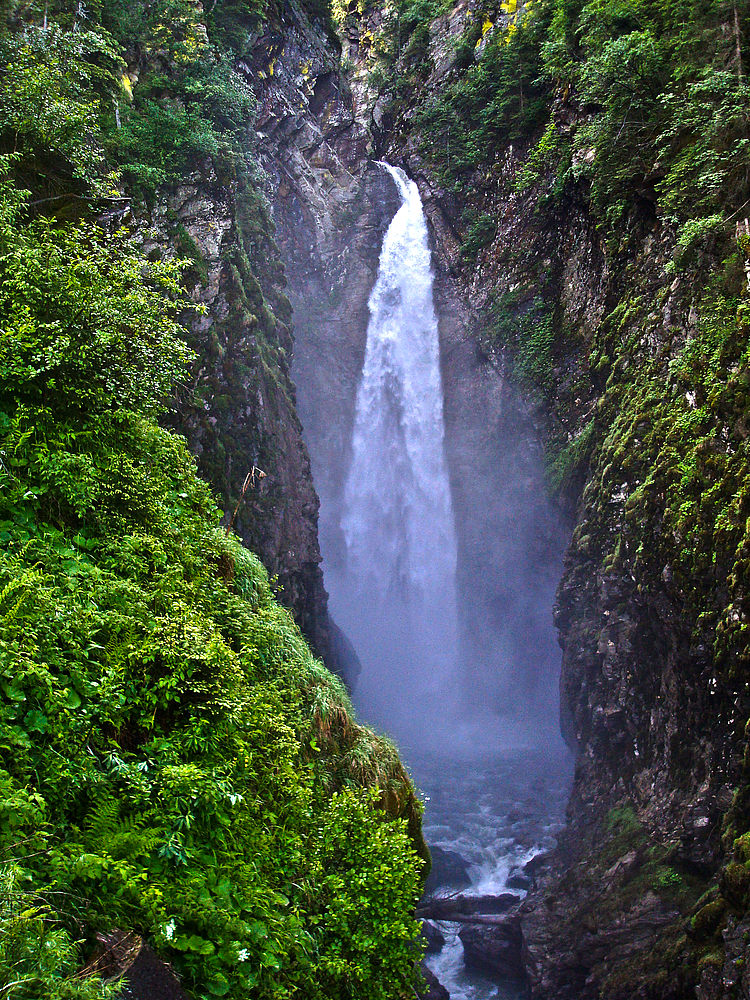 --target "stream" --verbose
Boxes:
[412,747,572,999]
